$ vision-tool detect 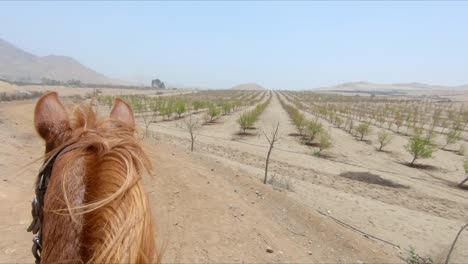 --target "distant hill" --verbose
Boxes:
[314,81,468,92]
[229,83,266,91]
[0,38,122,85]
